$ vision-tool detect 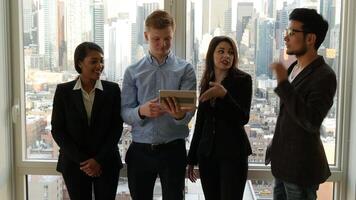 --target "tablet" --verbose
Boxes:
[159,90,197,109]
